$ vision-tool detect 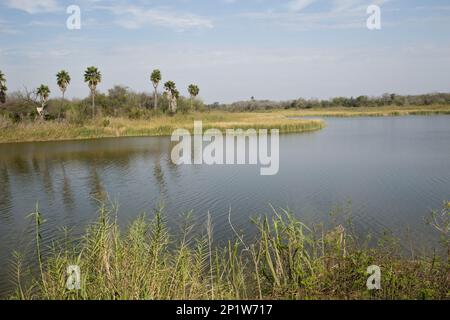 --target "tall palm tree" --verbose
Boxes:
[36,85,50,119]
[56,70,71,100]
[188,84,200,110]
[151,69,161,110]
[0,70,6,104]
[84,66,102,117]
[164,81,178,113]
[56,70,71,118]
